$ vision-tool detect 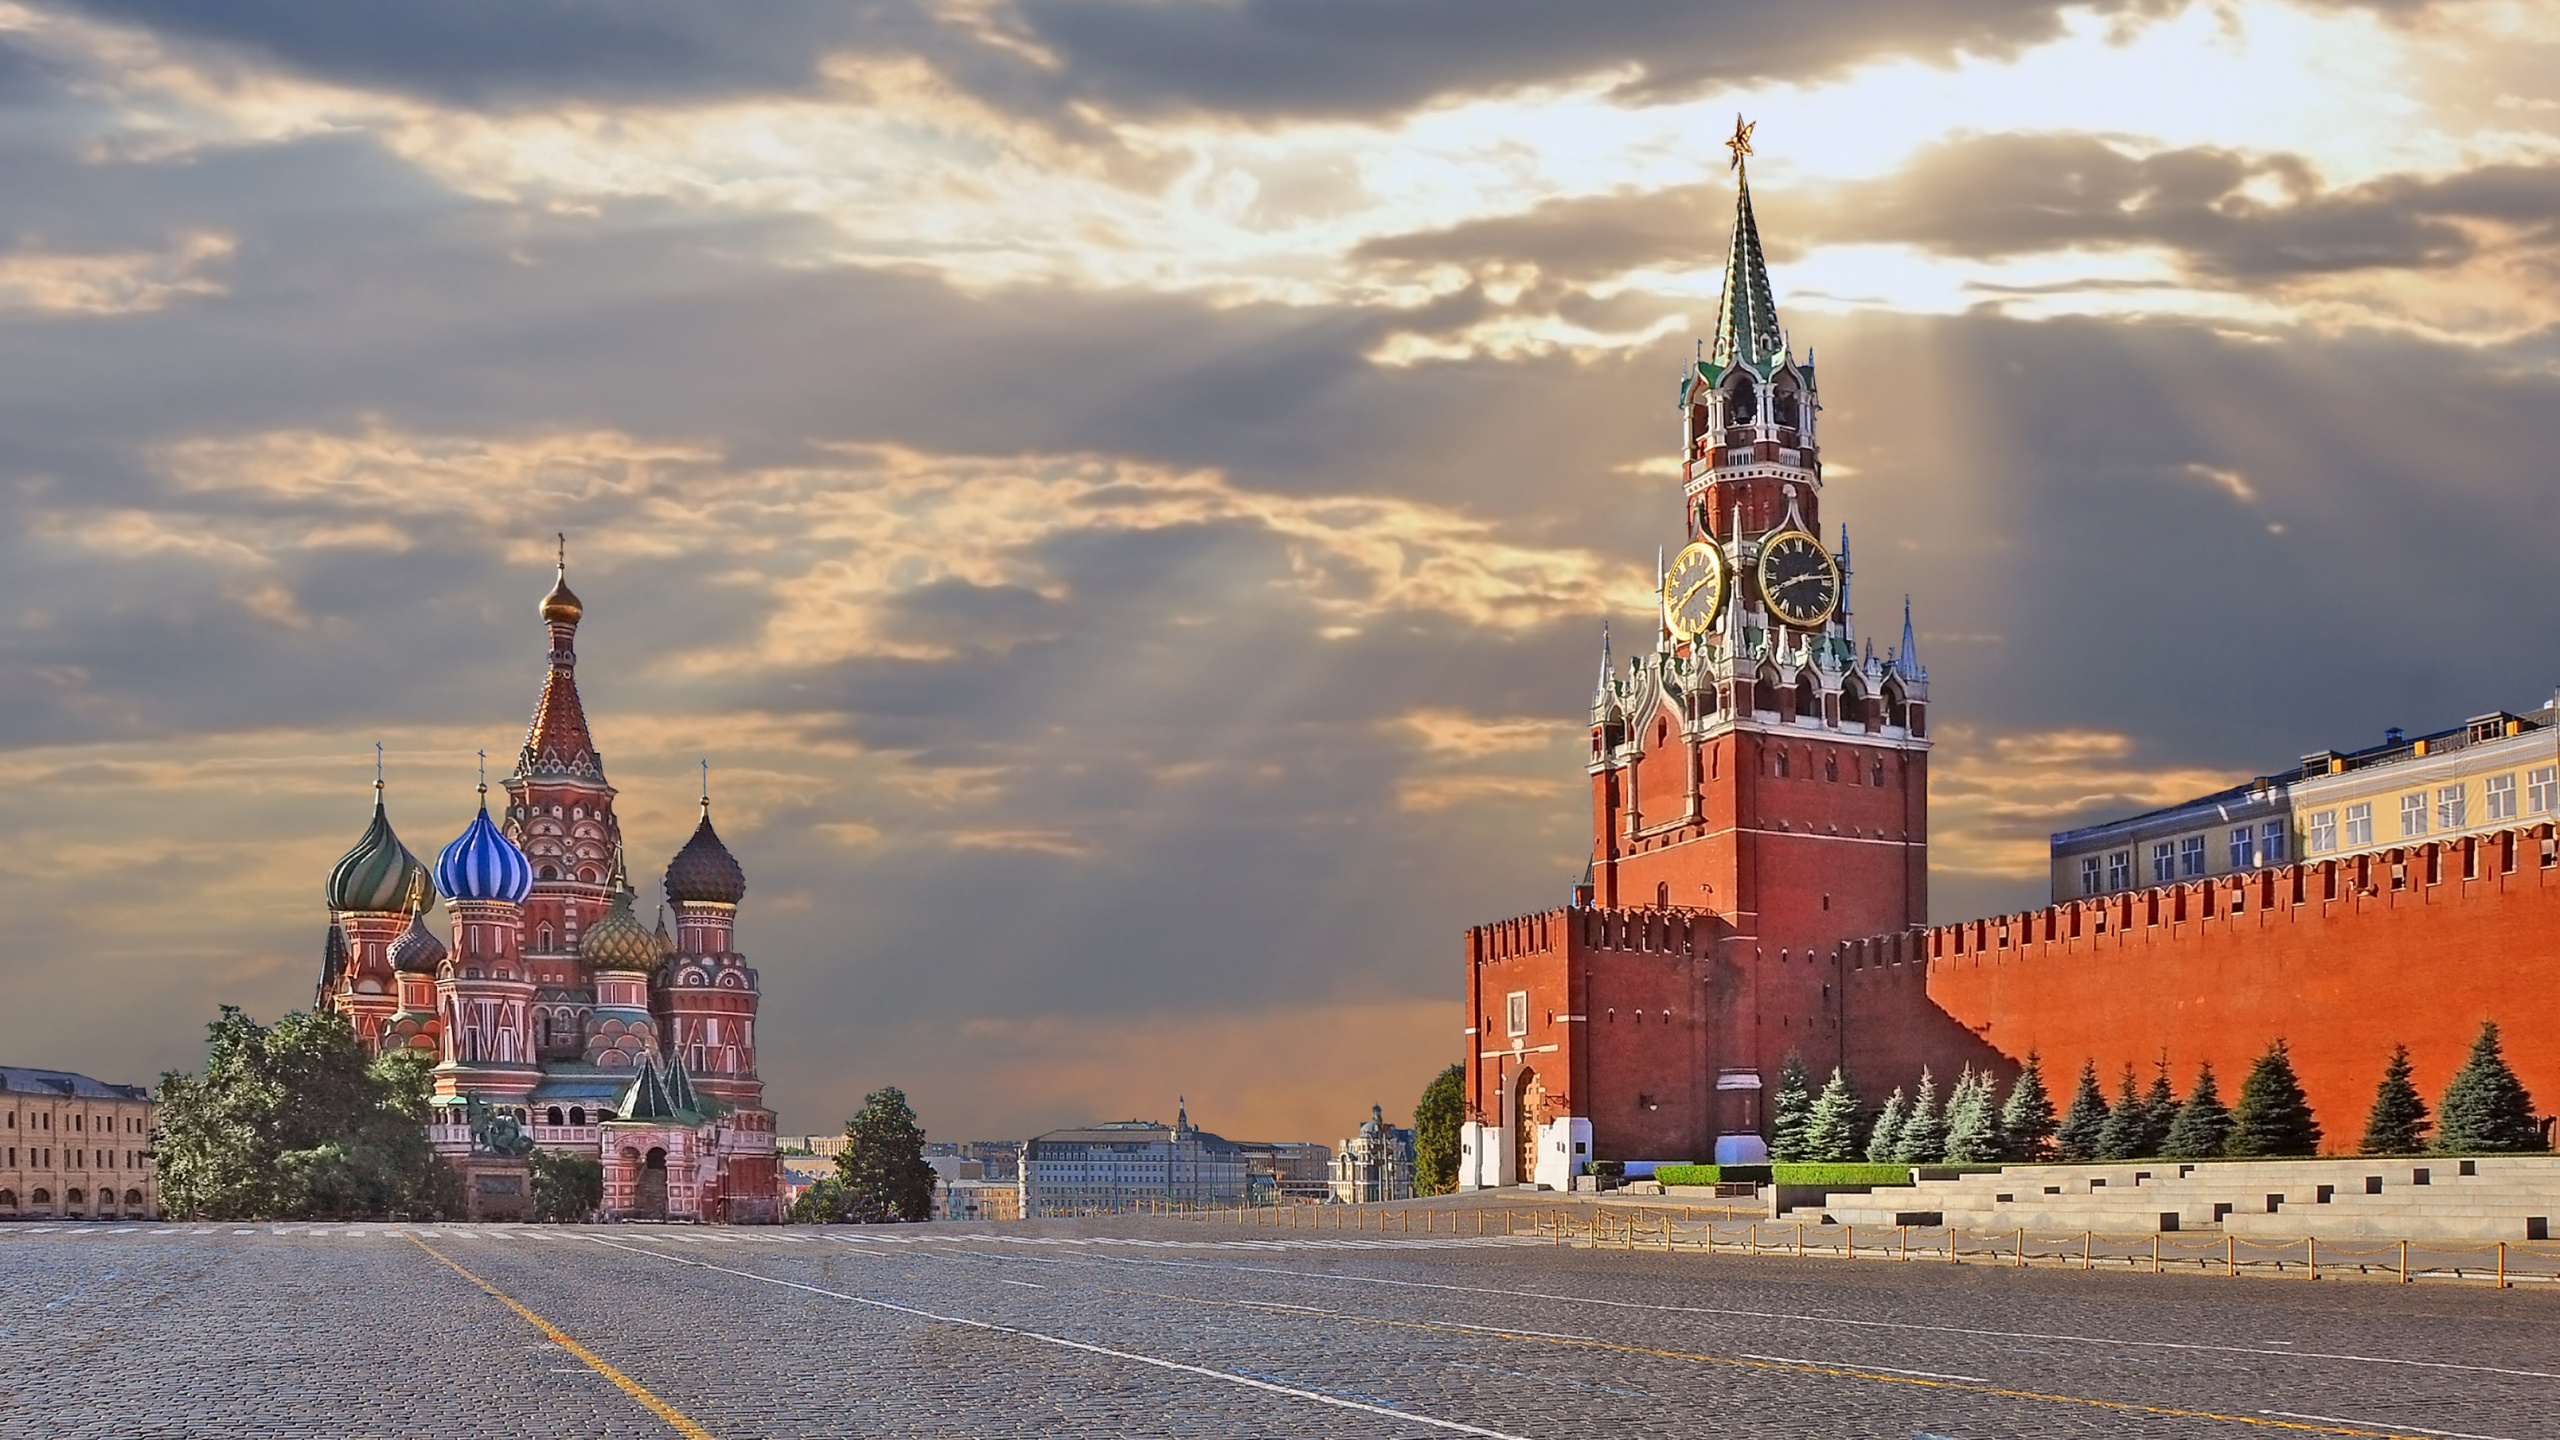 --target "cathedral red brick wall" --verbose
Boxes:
[1838,828,2560,1150]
